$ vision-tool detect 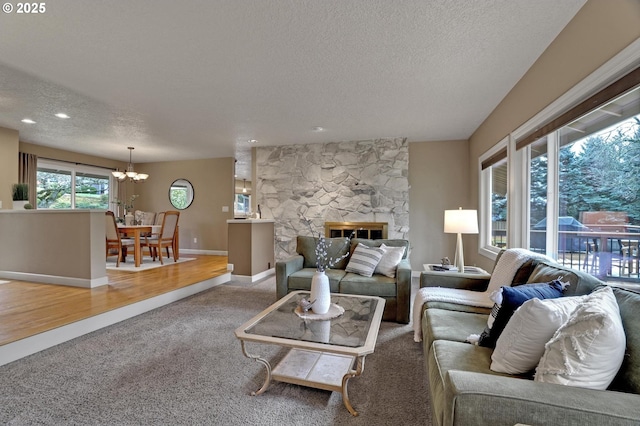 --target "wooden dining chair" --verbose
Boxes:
[105,210,135,267]
[142,210,180,264]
